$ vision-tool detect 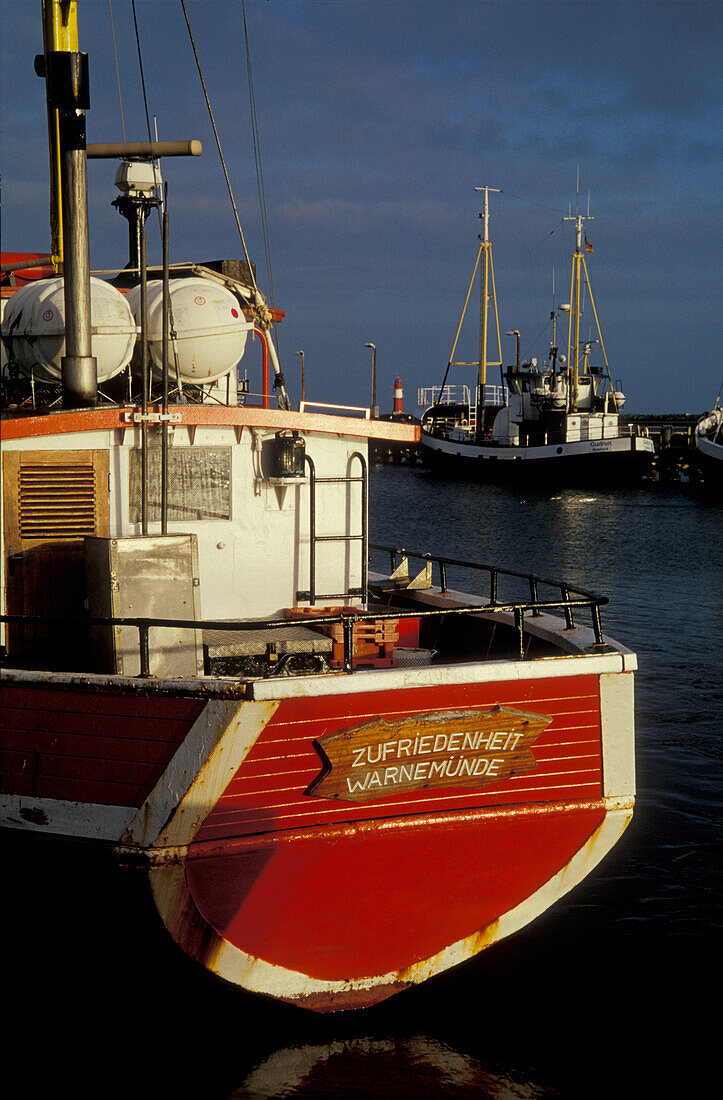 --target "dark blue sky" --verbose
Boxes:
[2,1,721,414]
